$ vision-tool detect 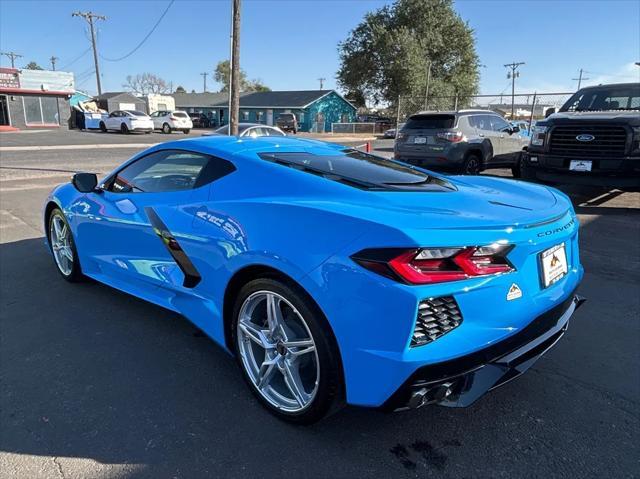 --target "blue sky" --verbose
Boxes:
[1,0,638,98]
